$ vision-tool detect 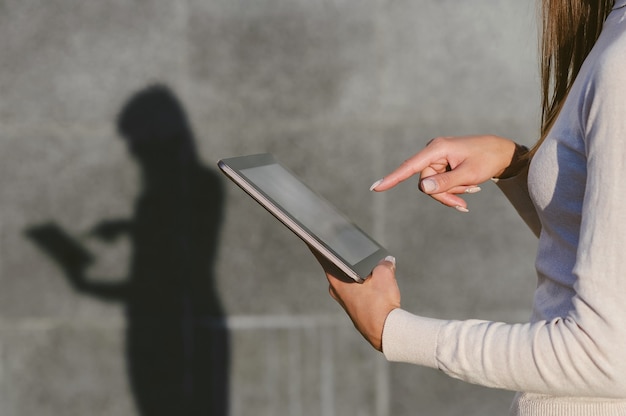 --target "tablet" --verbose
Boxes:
[217,153,389,283]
